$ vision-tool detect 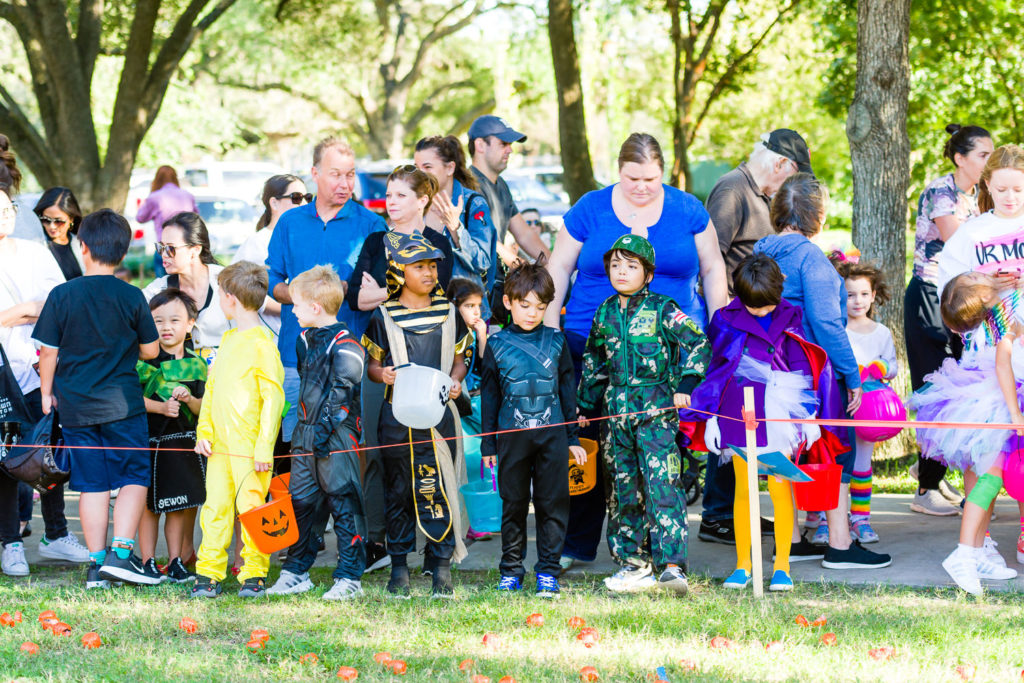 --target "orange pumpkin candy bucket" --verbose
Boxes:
[237,471,299,554]
[568,438,599,496]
